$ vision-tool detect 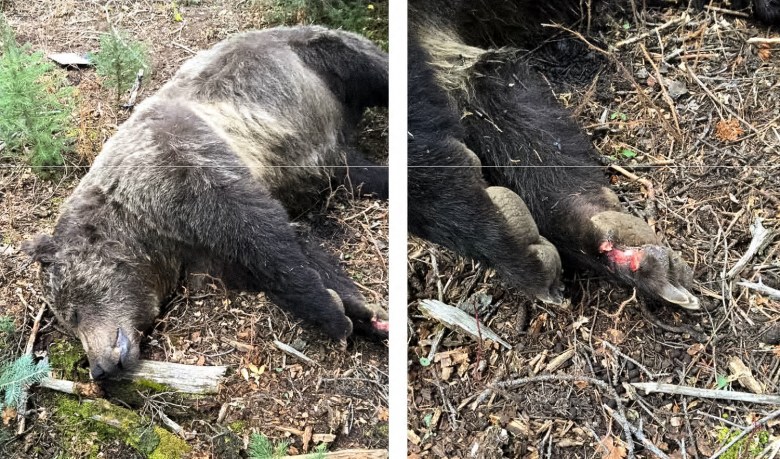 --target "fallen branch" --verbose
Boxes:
[15,299,46,435]
[736,280,780,299]
[726,218,775,279]
[39,377,104,398]
[116,360,229,394]
[273,340,317,366]
[418,299,511,349]
[639,43,681,136]
[632,382,780,405]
